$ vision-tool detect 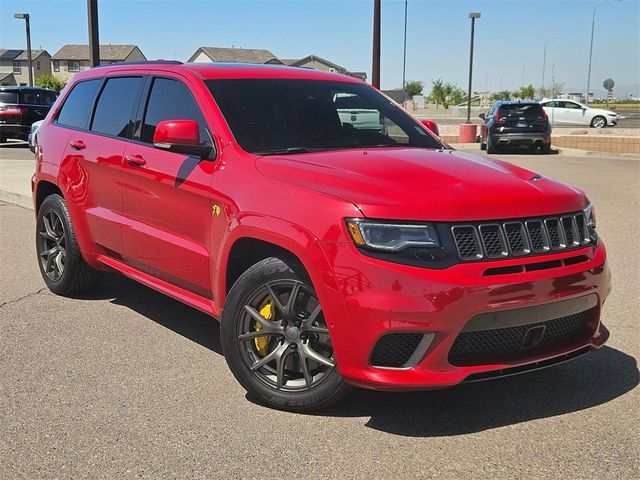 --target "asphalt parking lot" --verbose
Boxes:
[1,148,639,479]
